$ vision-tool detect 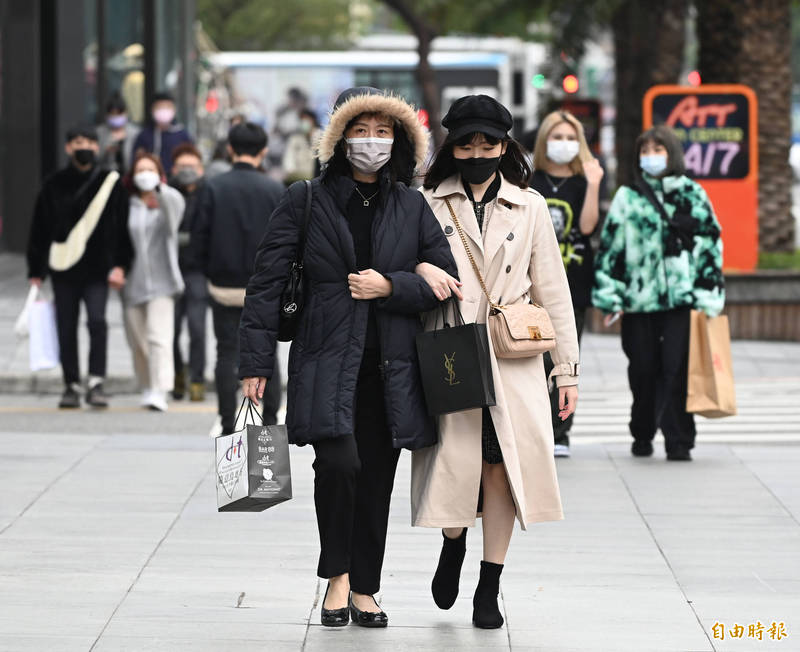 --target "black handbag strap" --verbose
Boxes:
[233,396,264,428]
[294,179,313,263]
[634,178,677,228]
[431,296,466,331]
